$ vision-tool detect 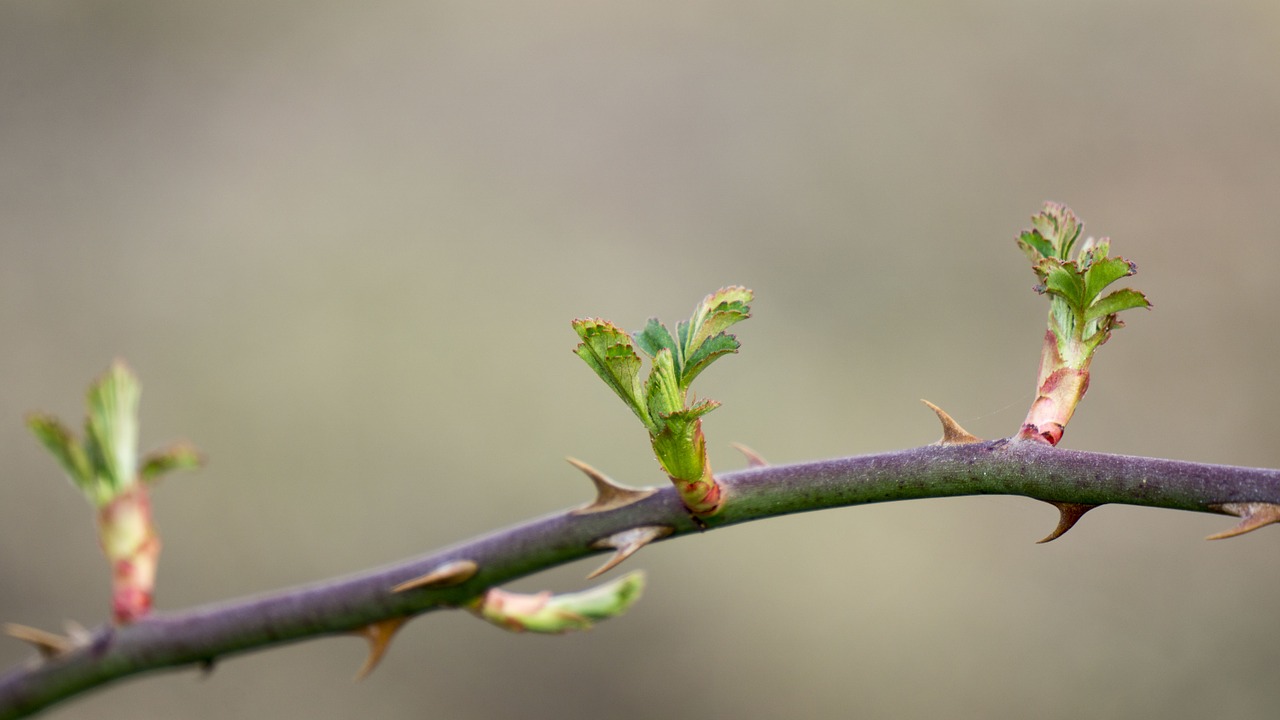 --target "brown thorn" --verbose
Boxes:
[586,525,674,579]
[921,400,982,445]
[1037,501,1098,543]
[730,442,769,468]
[1206,502,1280,540]
[566,457,657,514]
[352,617,411,681]
[392,559,479,593]
[3,623,73,659]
